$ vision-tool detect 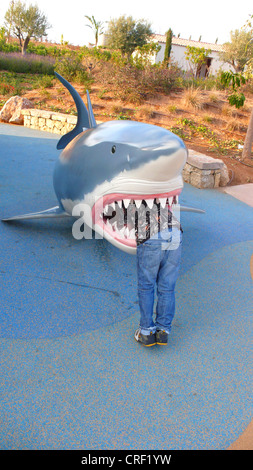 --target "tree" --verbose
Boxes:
[163,28,173,65]
[219,28,253,73]
[85,15,104,46]
[242,109,253,160]
[106,15,153,59]
[4,1,51,55]
[185,46,211,78]
[220,70,253,160]
[241,15,253,159]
